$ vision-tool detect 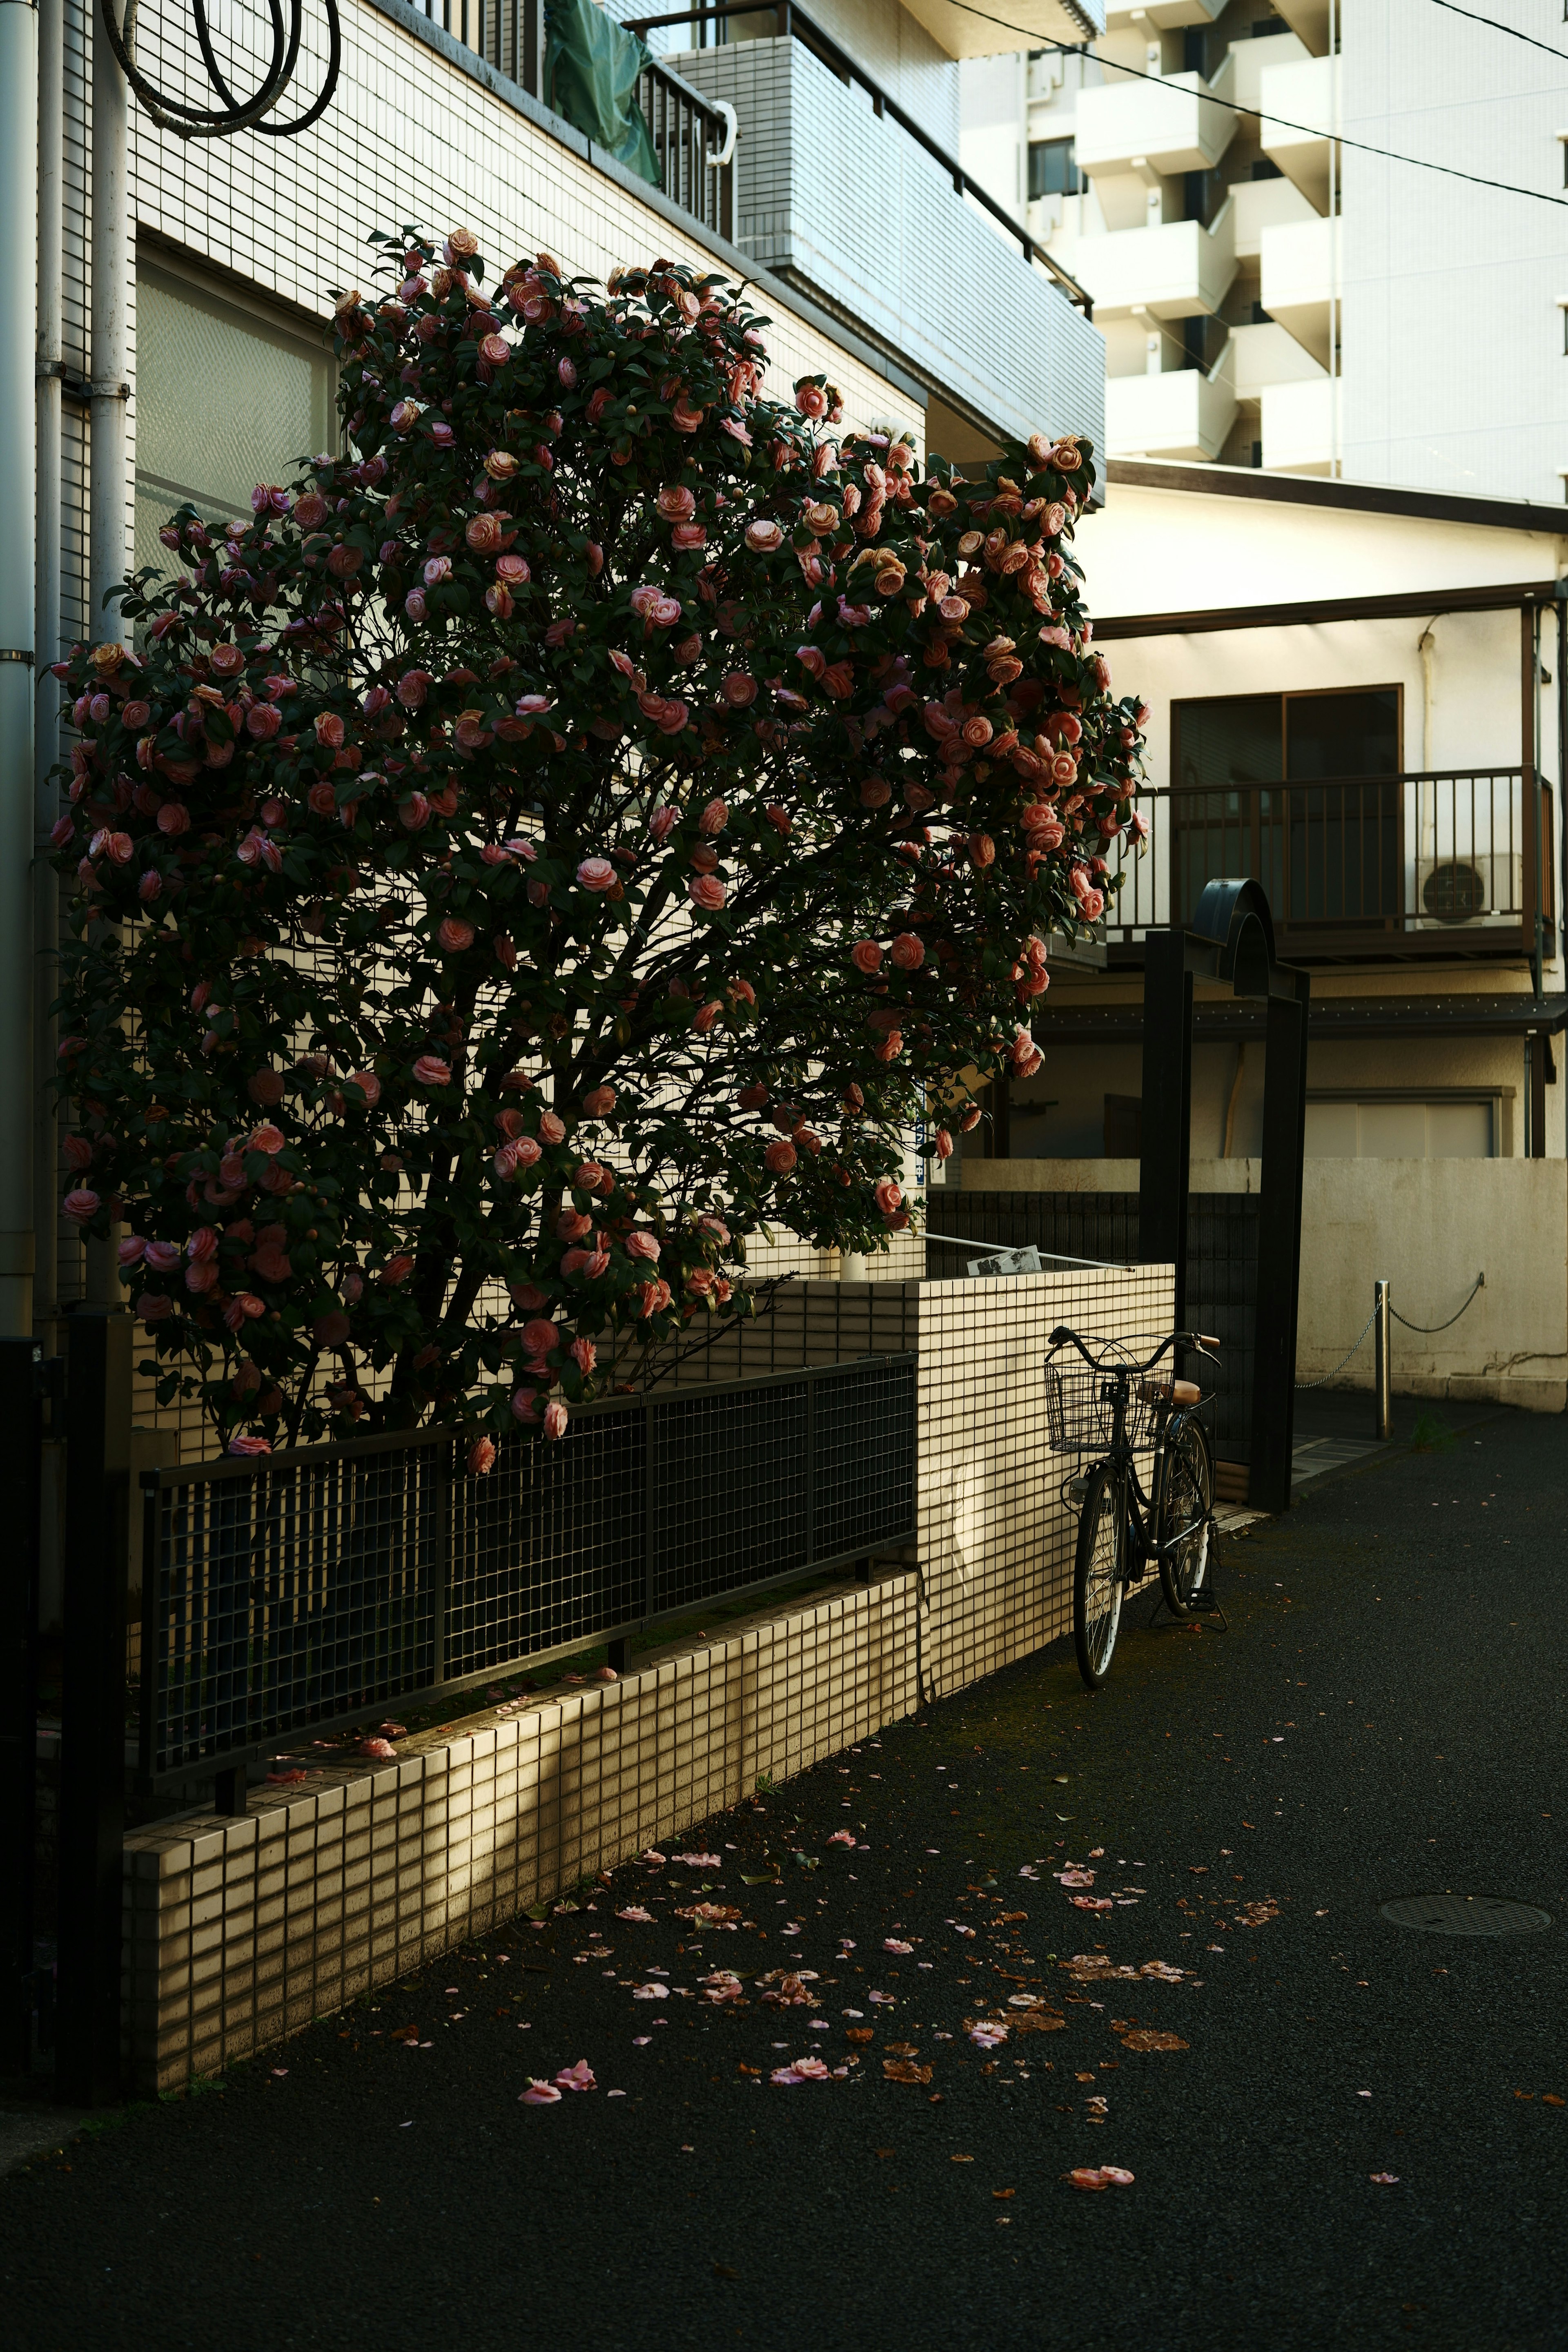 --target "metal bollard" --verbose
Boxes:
[1373,1279,1392,1442]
